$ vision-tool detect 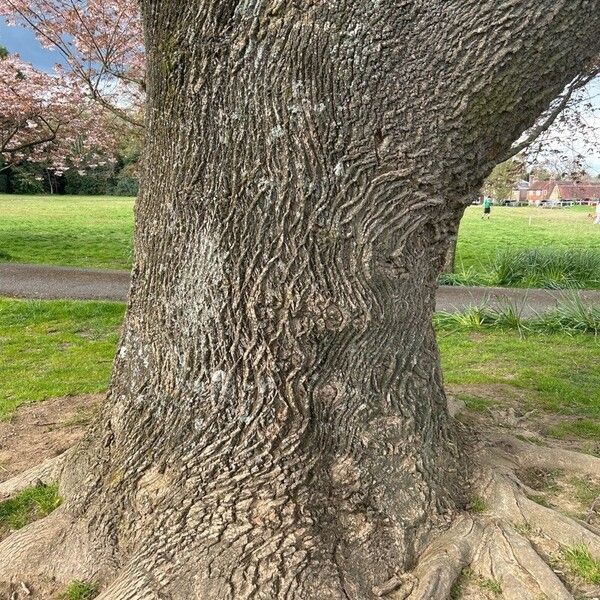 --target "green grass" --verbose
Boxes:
[2,197,600,289]
[479,578,502,595]
[569,477,600,505]
[0,194,134,270]
[457,205,600,272]
[438,327,600,420]
[563,545,600,584]
[456,394,496,413]
[0,298,125,418]
[444,205,600,289]
[545,420,600,440]
[468,497,488,513]
[57,581,99,600]
[0,484,61,533]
